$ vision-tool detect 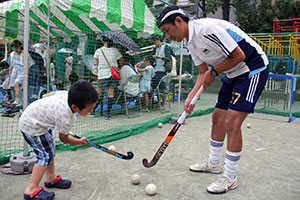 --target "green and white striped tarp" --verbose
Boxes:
[0,0,161,40]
